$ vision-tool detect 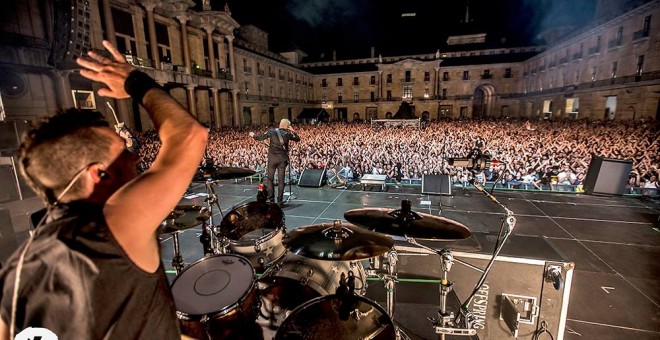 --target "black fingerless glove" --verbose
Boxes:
[124,70,162,104]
